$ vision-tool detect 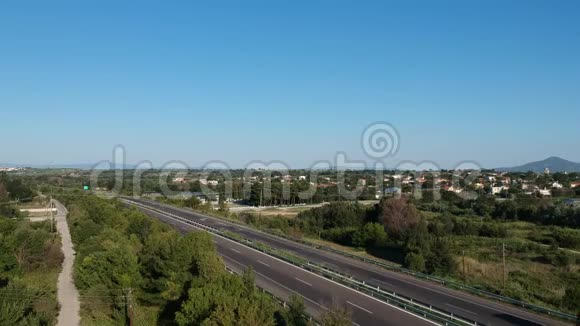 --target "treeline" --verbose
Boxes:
[234,197,580,312]
[293,199,460,276]
[61,195,323,325]
[237,200,458,276]
[0,172,35,217]
[416,190,580,228]
[0,174,63,325]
